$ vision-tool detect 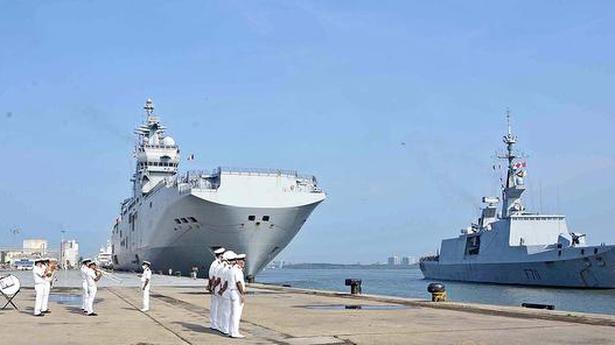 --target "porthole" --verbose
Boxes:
[248,215,256,221]
[174,219,181,224]
[262,215,270,221]
[181,218,189,223]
